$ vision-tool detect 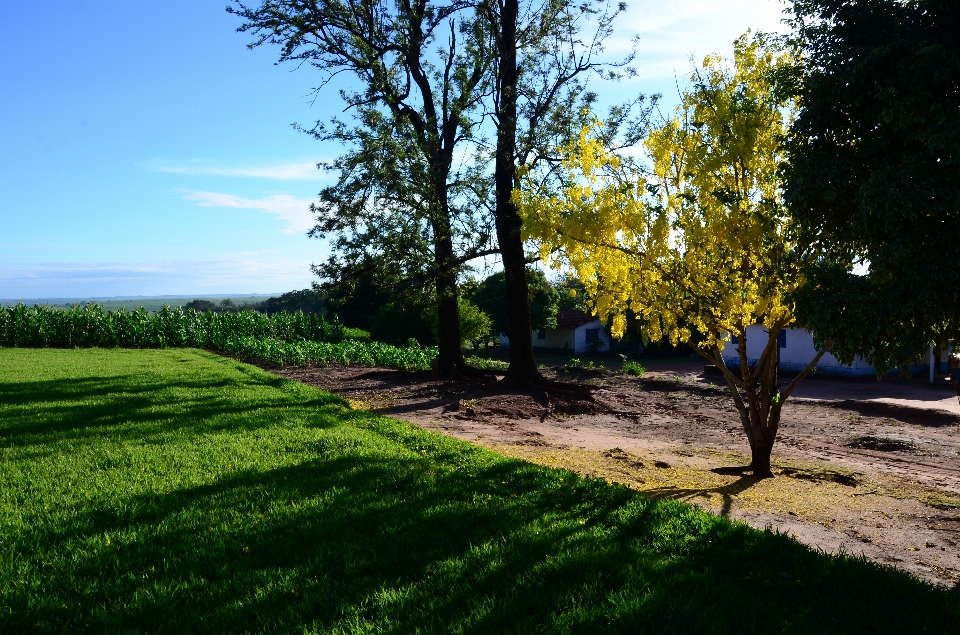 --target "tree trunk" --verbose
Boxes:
[748,431,775,478]
[494,0,543,387]
[433,256,463,377]
[431,170,464,378]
